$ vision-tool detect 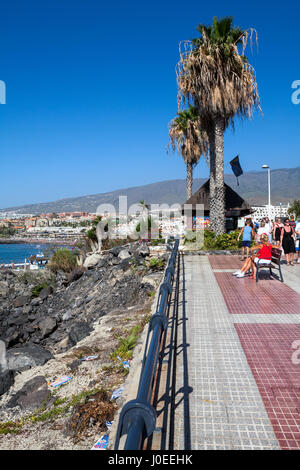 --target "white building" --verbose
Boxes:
[251,204,290,222]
